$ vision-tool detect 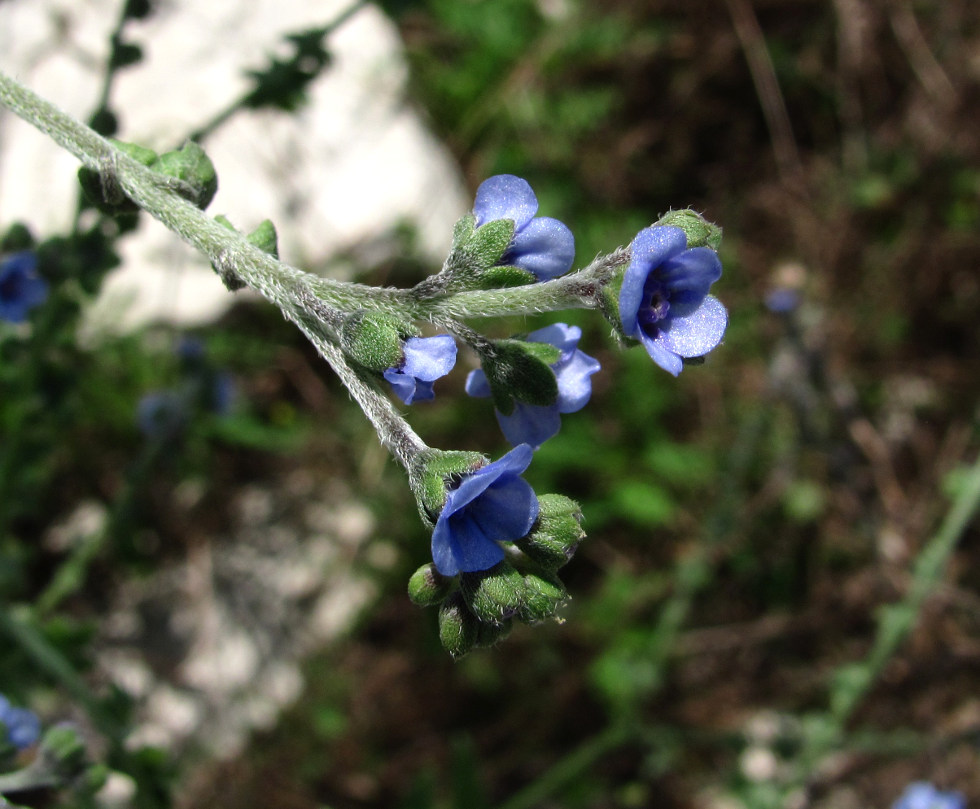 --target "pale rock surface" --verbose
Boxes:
[0,0,468,330]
